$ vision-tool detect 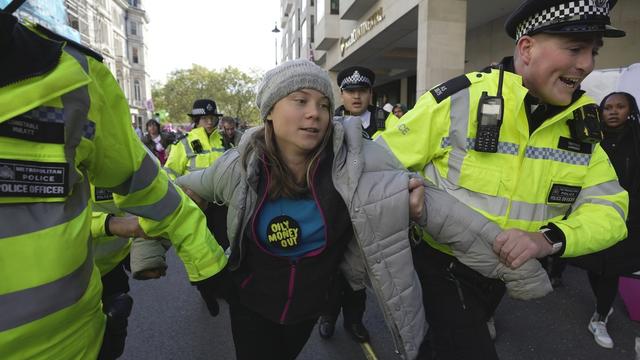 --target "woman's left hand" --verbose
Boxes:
[409,178,425,222]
